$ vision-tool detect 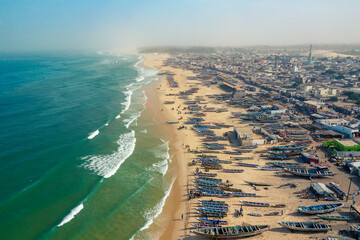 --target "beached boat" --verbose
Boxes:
[199,200,225,205]
[248,213,262,217]
[257,166,282,171]
[240,201,270,207]
[237,149,252,153]
[318,215,351,221]
[232,192,256,197]
[196,176,222,182]
[244,181,272,186]
[269,162,306,169]
[167,121,179,124]
[194,171,217,177]
[191,222,222,228]
[267,155,291,160]
[264,211,280,216]
[284,168,335,178]
[220,186,242,192]
[222,169,244,173]
[278,221,331,232]
[268,144,309,150]
[268,149,303,156]
[197,218,228,225]
[328,182,347,199]
[201,191,231,198]
[236,163,259,168]
[297,203,345,214]
[193,225,270,239]
[232,157,253,160]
